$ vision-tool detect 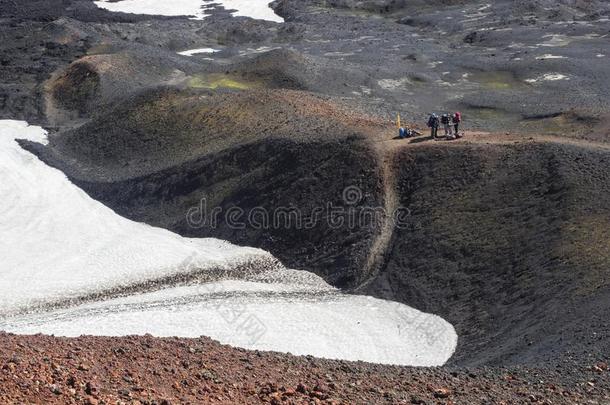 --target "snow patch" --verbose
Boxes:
[525,73,569,83]
[323,51,355,57]
[212,0,284,22]
[535,54,567,60]
[538,34,571,47]
[2,283,457,366]
[434,79,454,87]
[538,33,602,47]
[177,47,220,56]
[239,46,282,55]
[94,0,284,23]
[378,78,412,90]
